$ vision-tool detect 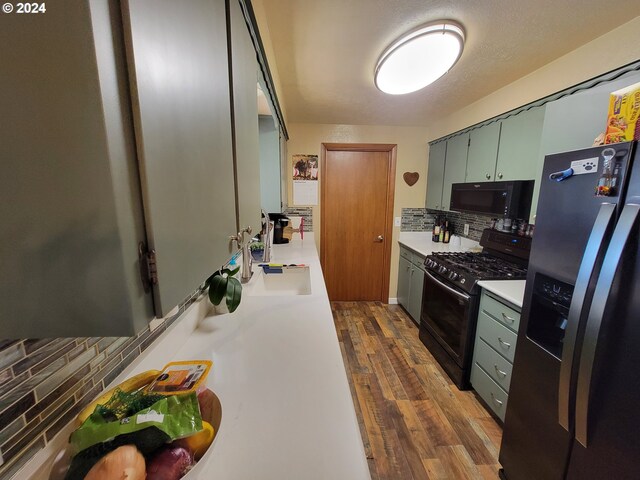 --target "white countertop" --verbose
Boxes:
[398,231,479,257]
[477,280,526,308]
[24,238,370,480]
